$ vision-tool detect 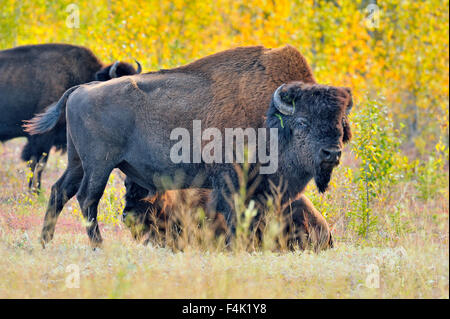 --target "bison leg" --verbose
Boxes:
[123,178,154,240]
[123,177,150,220]
[284,194,333,251]
[40,163,83,247]
[41,135,83,248]
[30,152,49,191]
[209,172,240,245]
[76,166,114,248]
[27,155,38,189]
[22,135,52,192]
